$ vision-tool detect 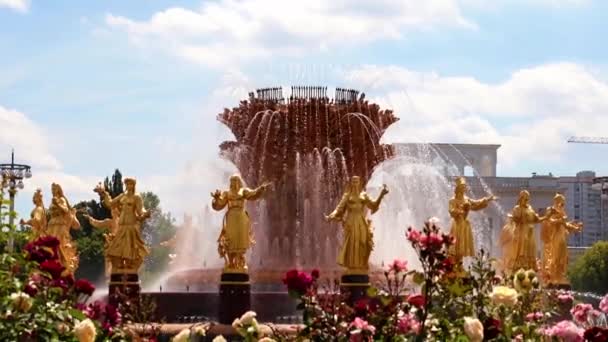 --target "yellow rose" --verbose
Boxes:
[74,319,97,342]
[463,317,484,342]
[10,292,32,312]
[240,311,257,325]
[193,325,207,336]
[172,328,190,342]
[490,286,519,307]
